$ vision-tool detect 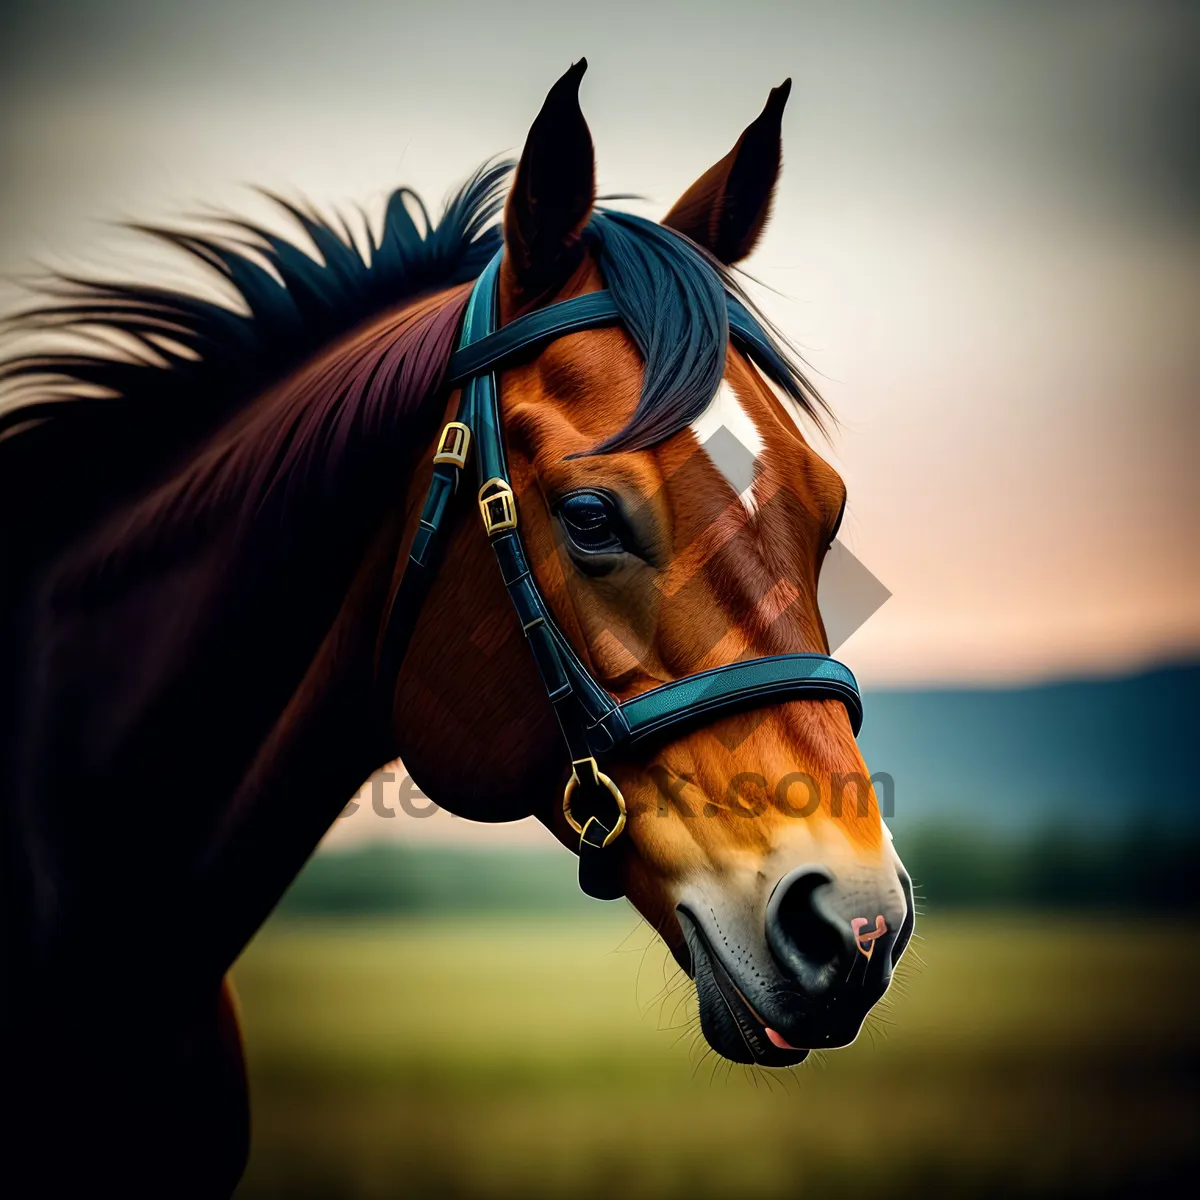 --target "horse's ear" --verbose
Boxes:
[662,79,791,265]
[503,59,596,307]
